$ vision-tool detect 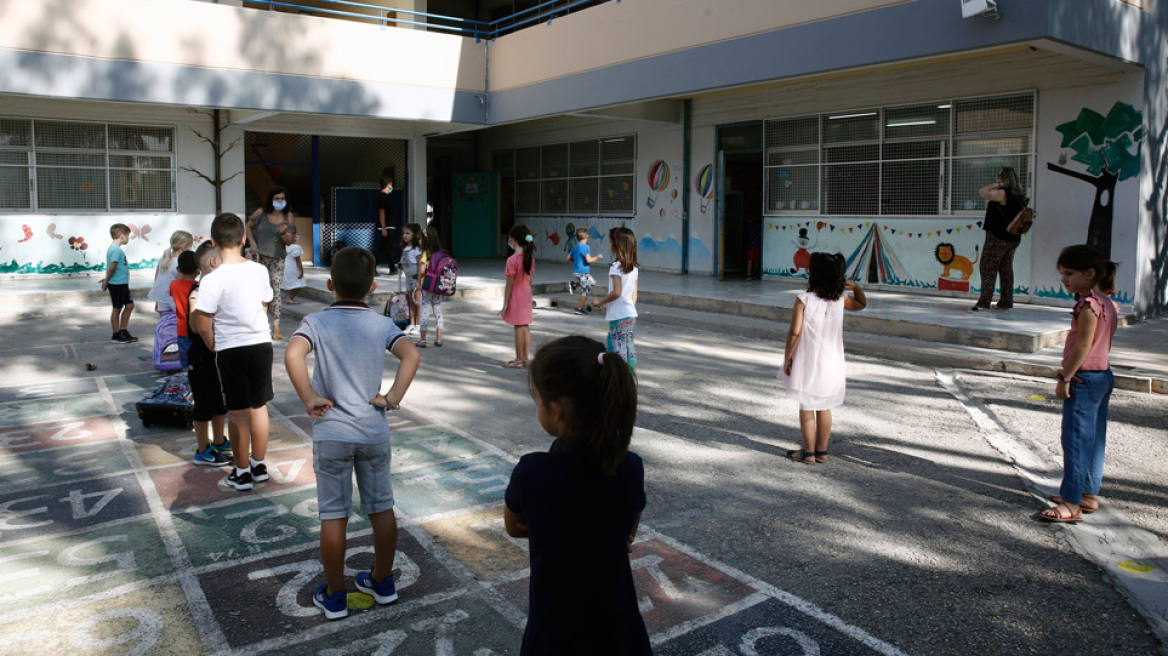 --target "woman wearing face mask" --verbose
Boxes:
[247,186,298,339]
